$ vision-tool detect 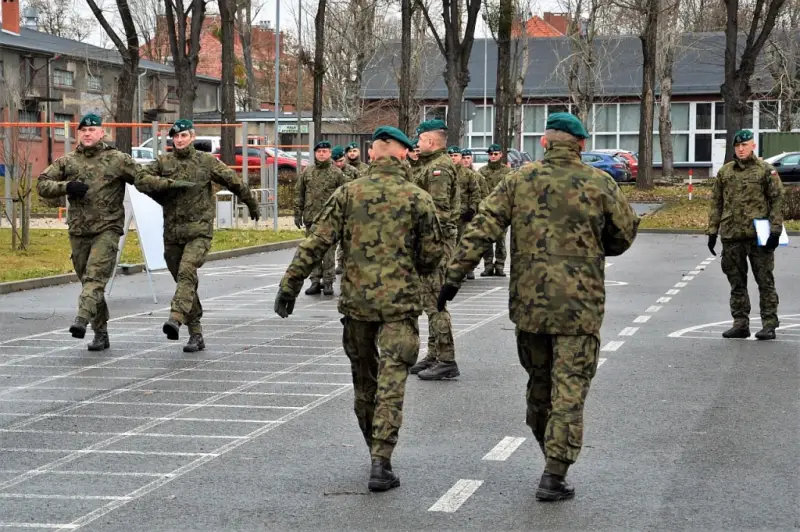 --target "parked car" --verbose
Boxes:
[581,152,632,182]
[507,149,533,169]
[764,152,800,183]
[591,149,639,179]
[211,146,308,181]
[131,147,155,165]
